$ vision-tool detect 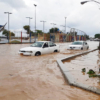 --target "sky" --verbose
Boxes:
[0,0,100,37]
